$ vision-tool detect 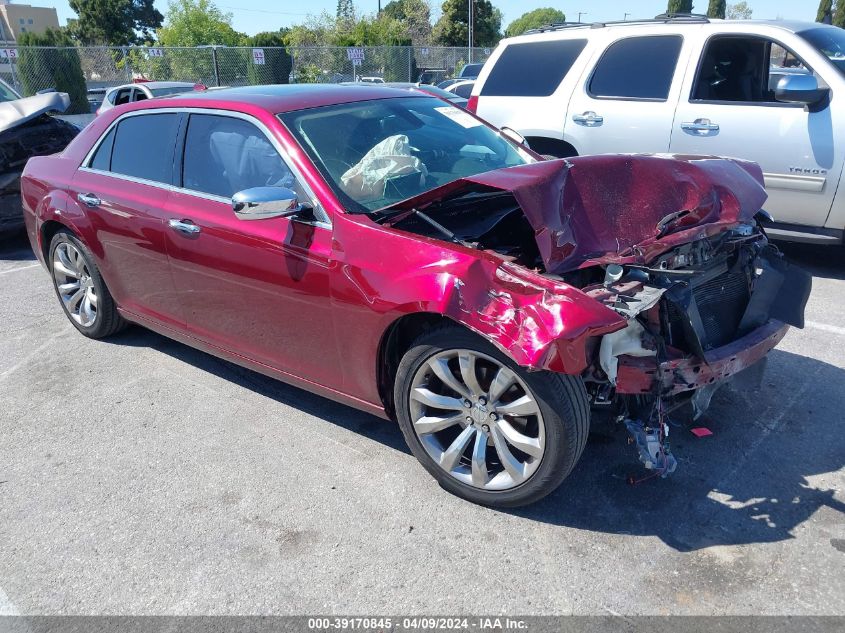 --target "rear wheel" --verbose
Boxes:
[394,325,590,507]
[49,230,125,338]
